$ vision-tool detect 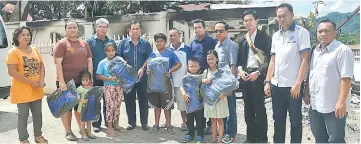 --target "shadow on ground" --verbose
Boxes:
[0,111,33,133]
